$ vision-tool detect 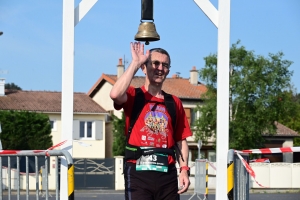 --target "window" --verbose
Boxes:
[208,150,216,162]
[184,108,199,126]
[73,120,103,140]
[191,108,198,126]
[80,121,93,138]
[50,120,57,131]
[189,147,206,161]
